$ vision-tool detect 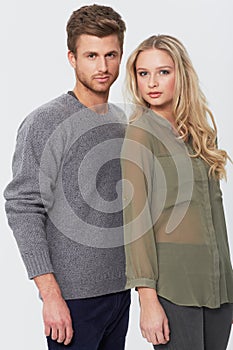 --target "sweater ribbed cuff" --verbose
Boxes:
[21,249,54,279]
